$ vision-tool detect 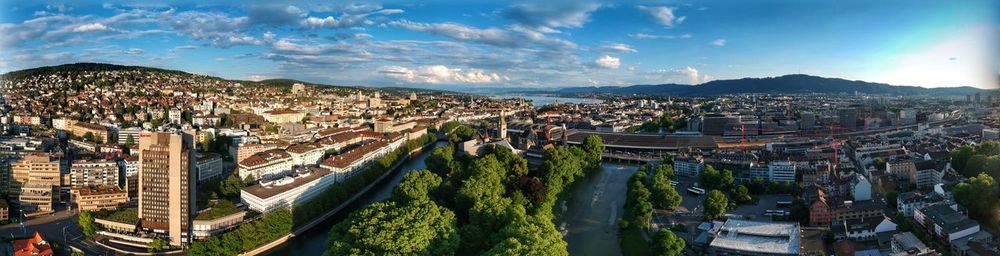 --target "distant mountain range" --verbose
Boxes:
[2,63,993,97]
[553,74,992,96]
[0,63,455,94]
